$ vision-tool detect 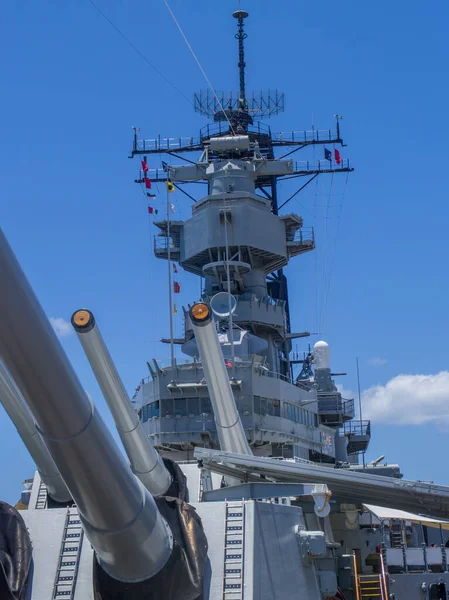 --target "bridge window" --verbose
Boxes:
[201,398,212,415]
[161,399,173,417]
[260,397,267,415]
[150,400,160,419]
[187,397,200,415]
[174,398,187,416]
[254,396,260,414]
[237,396,253,414]
[273,399,280,417]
